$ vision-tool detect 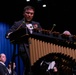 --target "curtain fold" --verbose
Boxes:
[0,22,24,75]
